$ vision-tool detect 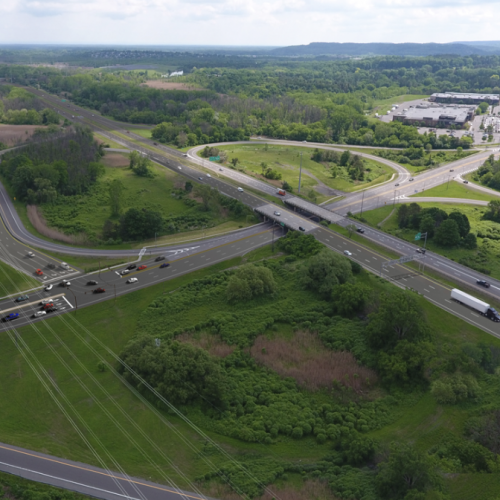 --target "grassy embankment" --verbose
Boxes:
[1,241,500,499]
[215,144,396,199]
[410,181,500,203]
[0,259,39,296]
